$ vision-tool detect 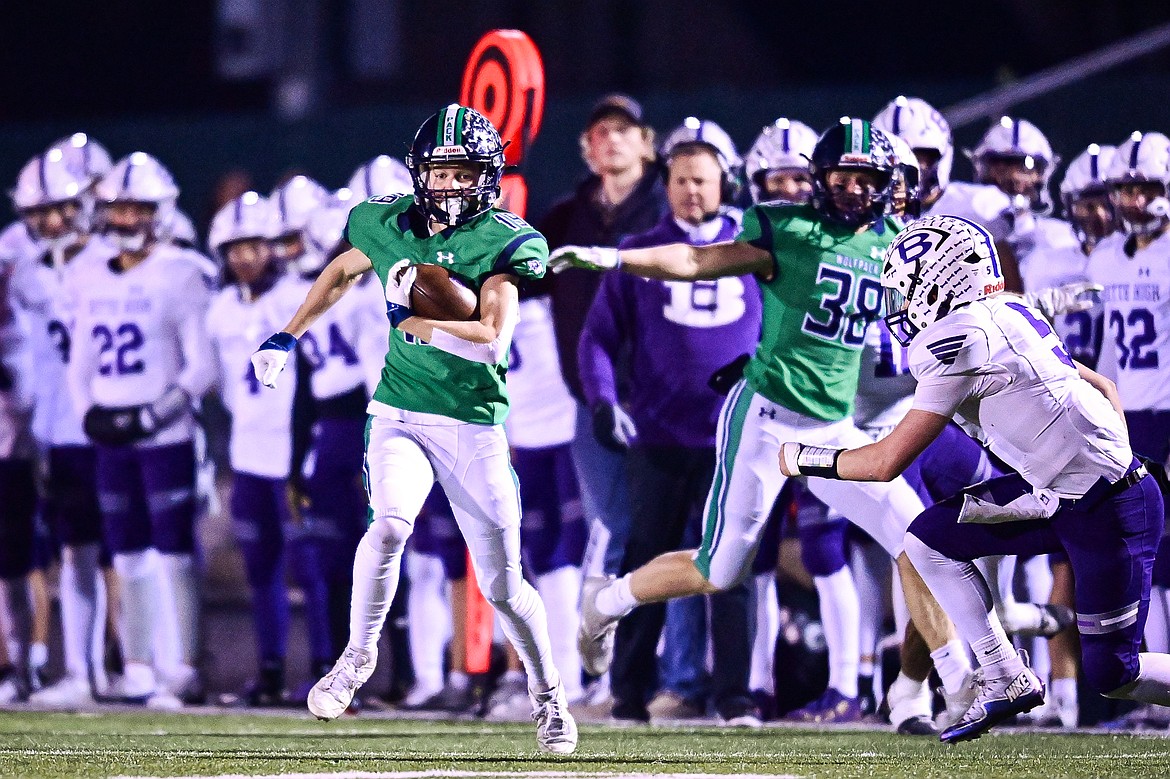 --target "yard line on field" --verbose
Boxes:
[111,767,804,771]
